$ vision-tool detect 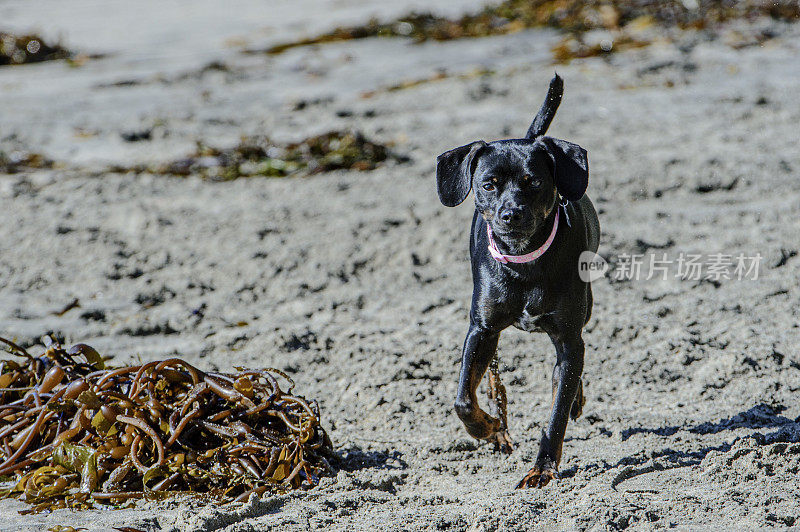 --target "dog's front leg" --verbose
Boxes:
[517,334,584,488]
[454,325,511,452]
